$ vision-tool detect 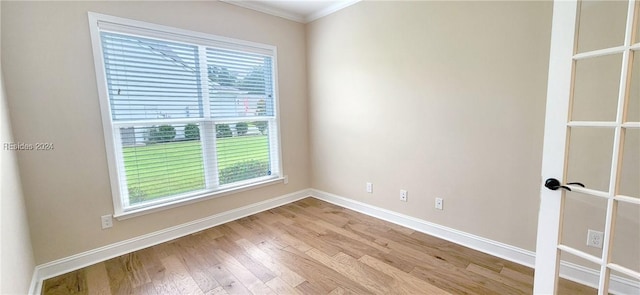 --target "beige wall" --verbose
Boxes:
[307,1,552,251]
[1,66,36,293]
[307,0,639,274]
[1,1,309,264]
